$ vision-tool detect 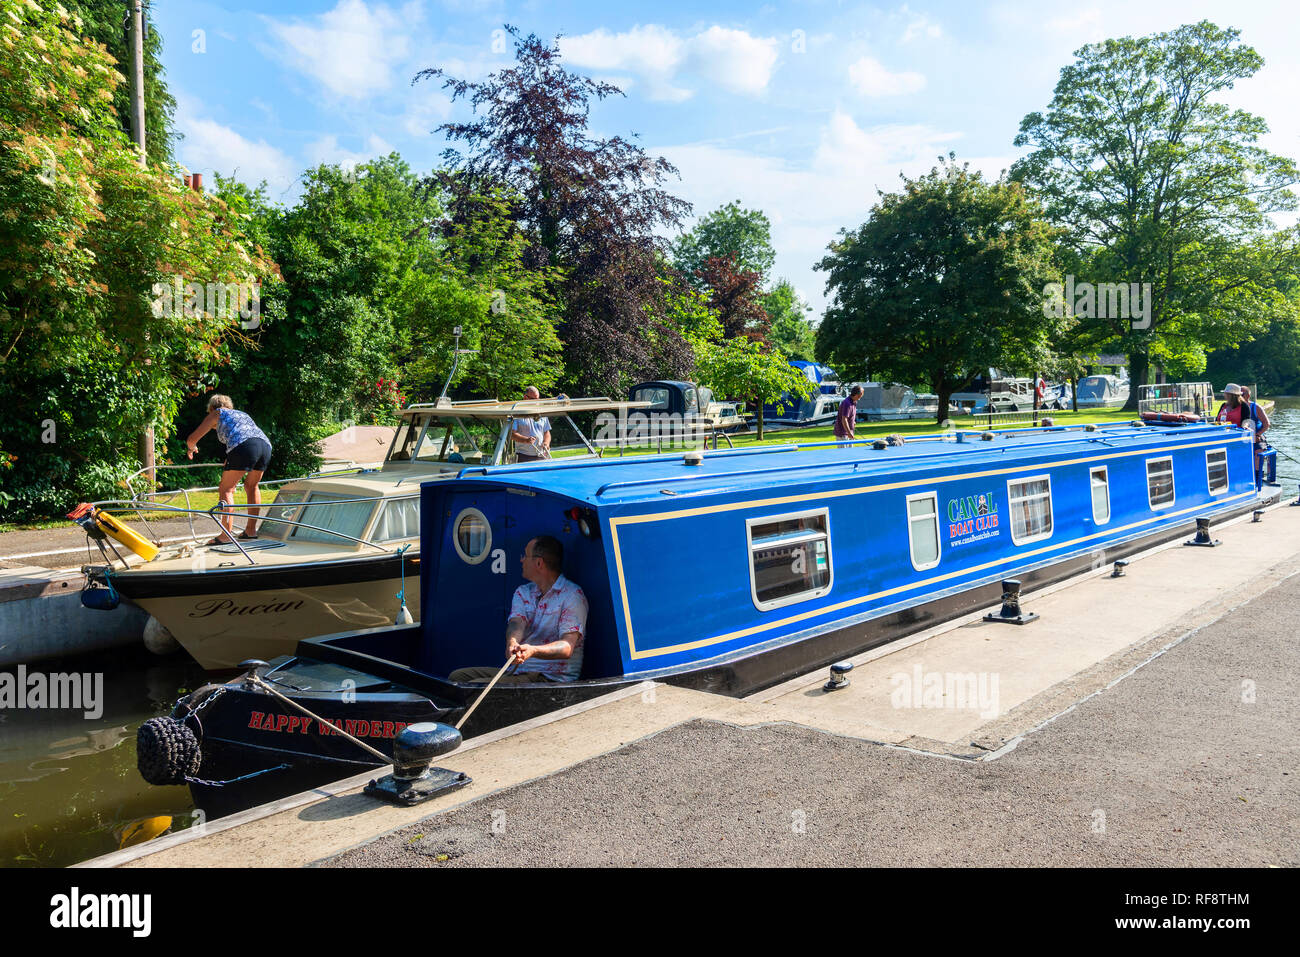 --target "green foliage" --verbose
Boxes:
[762,280,816,360]
[1012,20,1300,401]
[673,200,776,284]
[815,159,1060,421]
[0,0,278,517]
[61,0,177,165]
